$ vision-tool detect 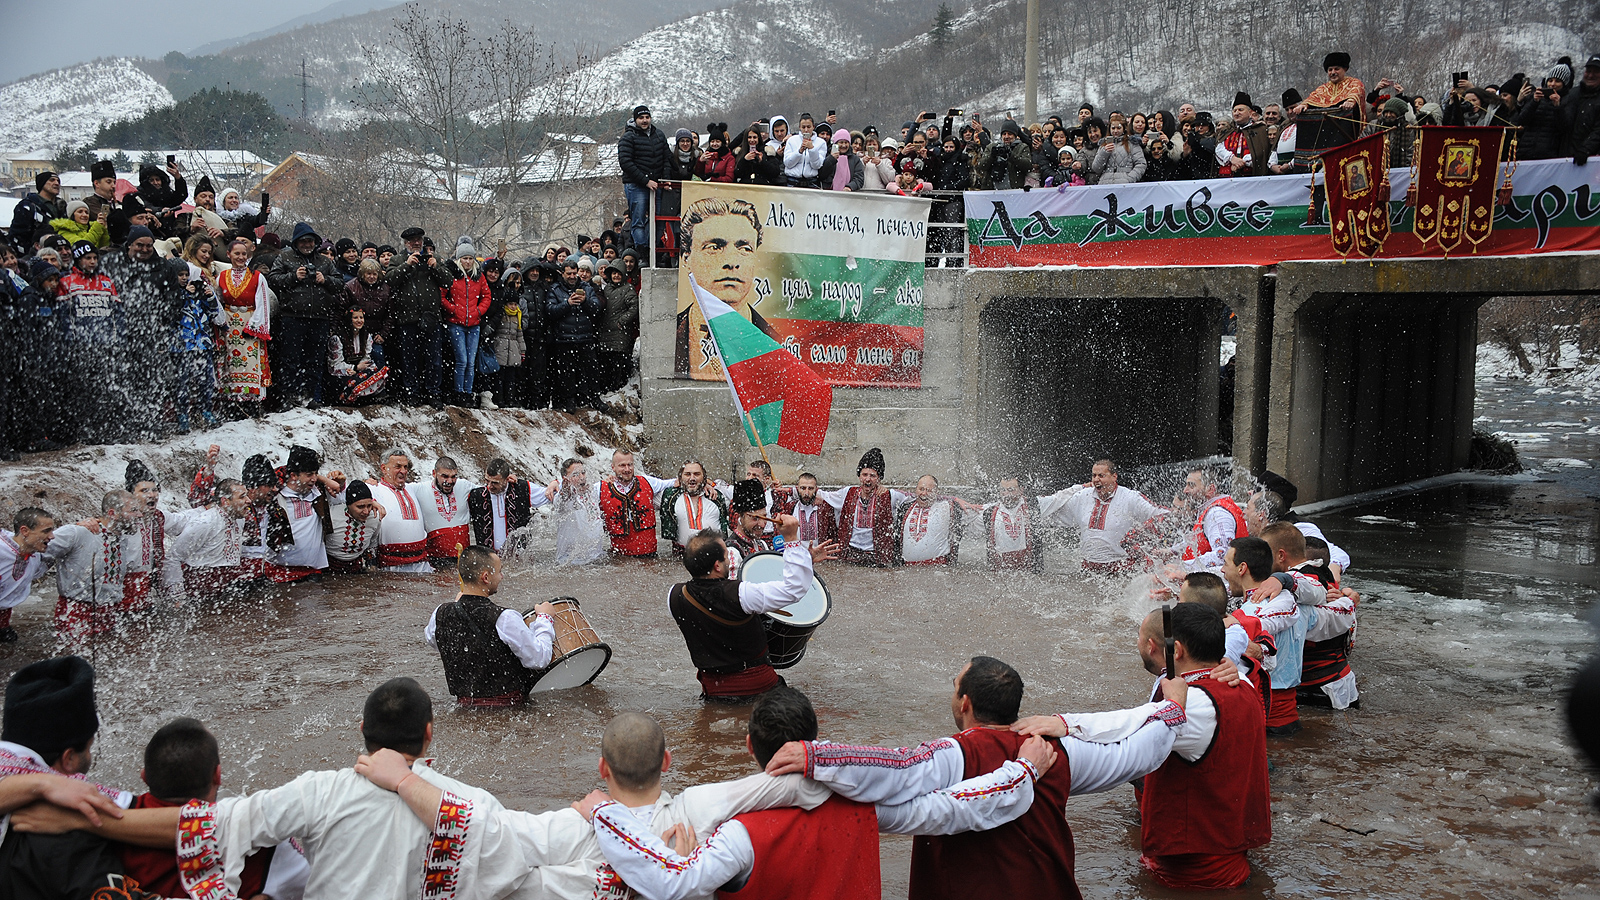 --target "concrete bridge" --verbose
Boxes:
[636,253,1600,502]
